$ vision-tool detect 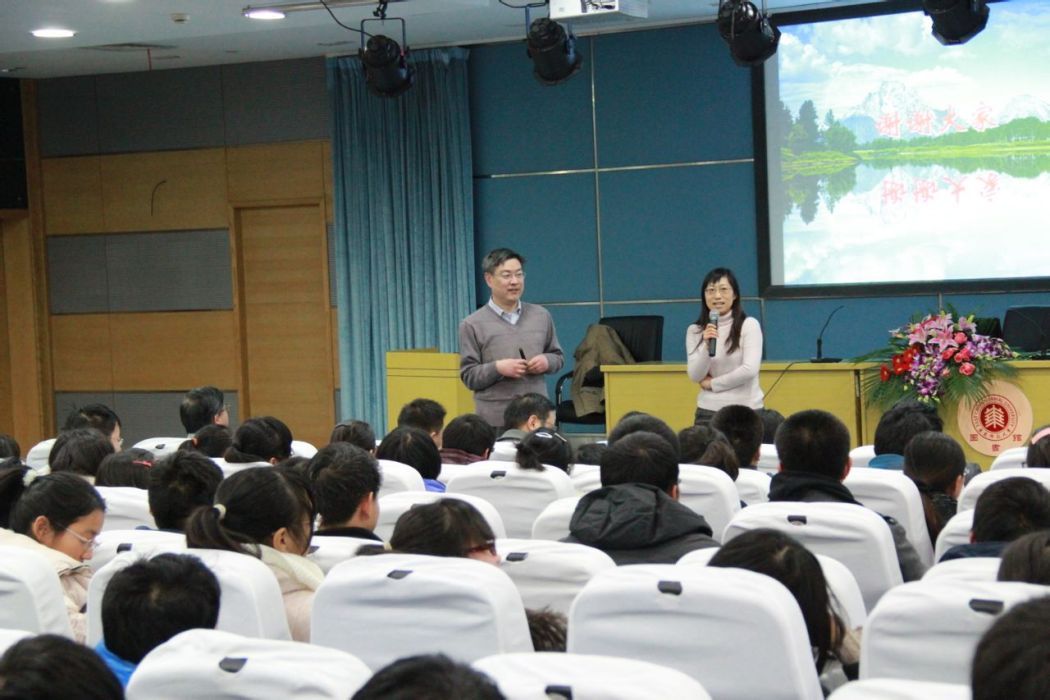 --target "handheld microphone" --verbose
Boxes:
[811,305,845,363]
[708,310,719,357]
